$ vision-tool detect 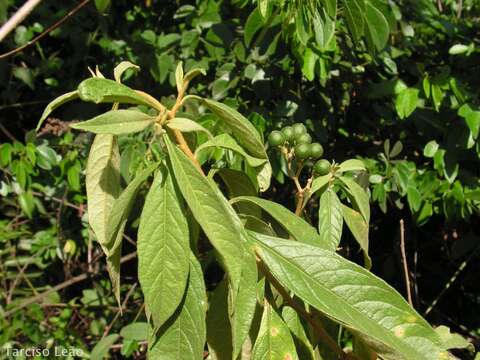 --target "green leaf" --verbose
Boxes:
[120,322,148,341]
[207,279,233,359]
[217,169,260,218]
[253,234,446,360]
[36,91,79,131]
[138,168,190,330]
[321,0,337,18]
[148,254,207,360]
[337,159,365,173]
[18,191,35,219]
[167,117,213,139]
[104,162,158,305]
[258,0,272,20]
[244,8,263,46]
[302,48,318,81]
[71,110,155,135]
[407,185,422,212]
[342,0,365,43]
[364,1,390,51]
[308,174,332,198]
[395,88,419,119]
[90,334,119,360]
[231,196,326,248]
[448,44,469,55]
[318,189,343,251]
[338,176,370,223]
[435,326,474,352]
[390,141,403,158]
[94,0,110,12]
[86,135,121,249]
[341,205,371,269]
[195,133,266,168]
[282,307,315,360]
[165,136,257,358]
[175,62,184,93]
[183,67,206,84]
[78,78,157,108]
[0,143,12,166]
[431,84,444,111]
[201,99,266,159]
[252,300,299,360]
[114,61,140,83]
